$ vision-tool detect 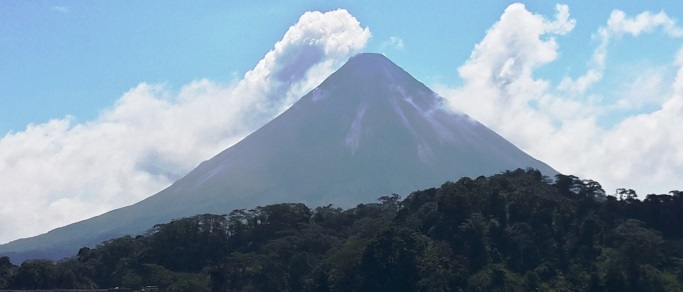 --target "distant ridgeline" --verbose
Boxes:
[1,169,682,291]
